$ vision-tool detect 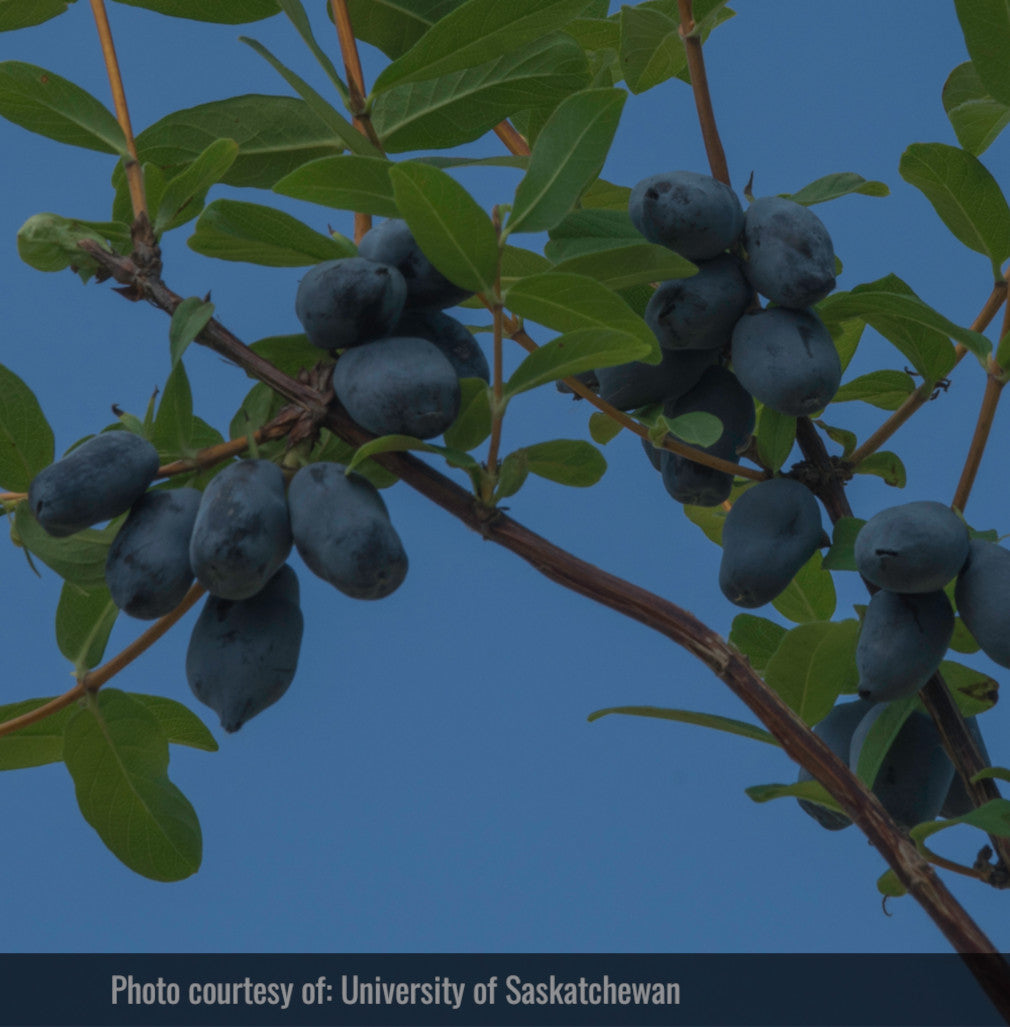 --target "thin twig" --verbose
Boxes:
[89,0,146,222]
[951,366,1006,514]
[0,583,205,738]
[493,121,531,157]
